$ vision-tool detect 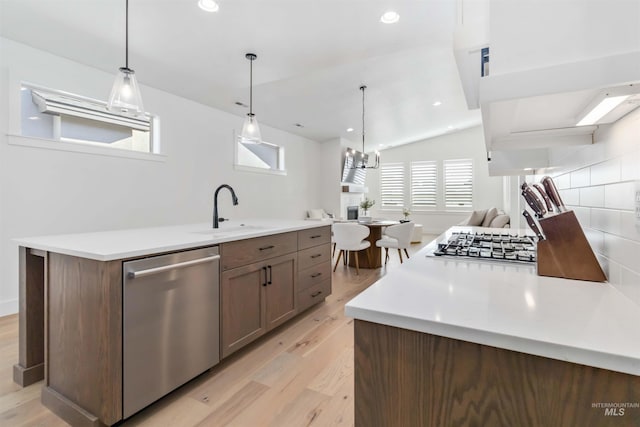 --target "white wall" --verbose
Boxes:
[532,108,640,306]
[364,126,505,234]
[489,0,640,75]
[0,38,322,316]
